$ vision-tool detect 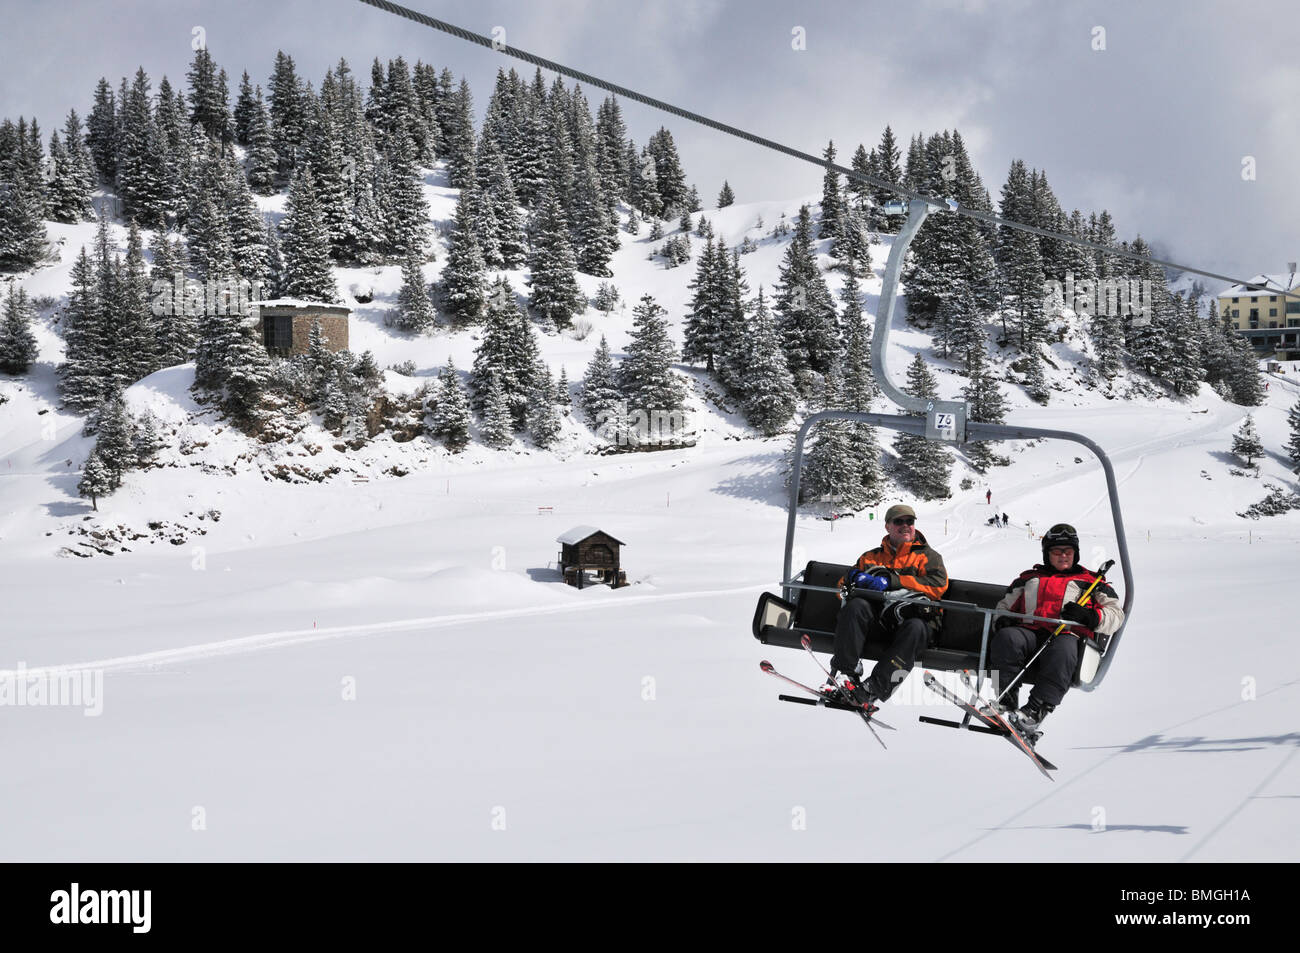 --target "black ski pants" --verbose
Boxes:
[830,596,930,701]
[990,625,1080,708]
